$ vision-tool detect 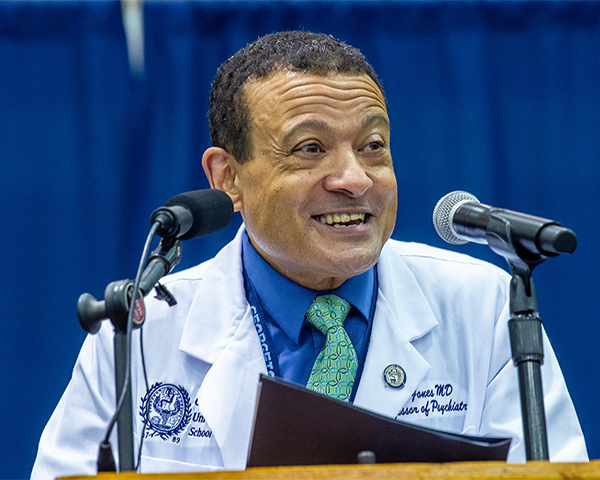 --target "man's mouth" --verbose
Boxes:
[314,213,368,228]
